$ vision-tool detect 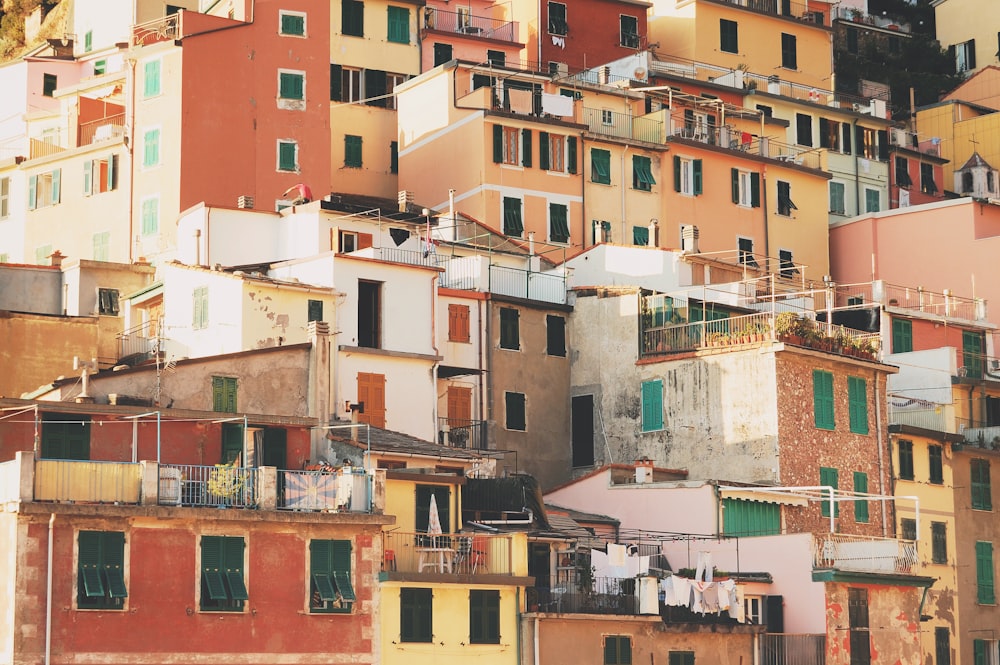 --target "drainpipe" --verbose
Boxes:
[45,513,55,665]
[126,54,137,263]
[852,119,860,217]
[620,146,630,242]
[533,615,539,665]
[431,274,440,441]
[875,372,887,536]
